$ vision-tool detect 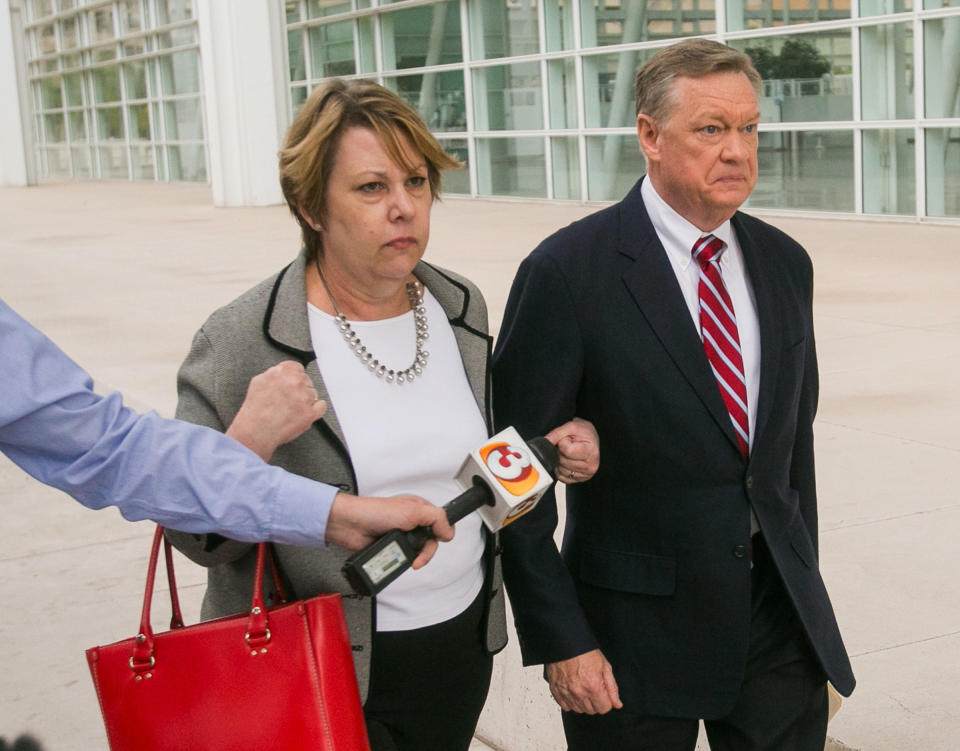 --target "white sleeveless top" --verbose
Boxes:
[308,289,488,631]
